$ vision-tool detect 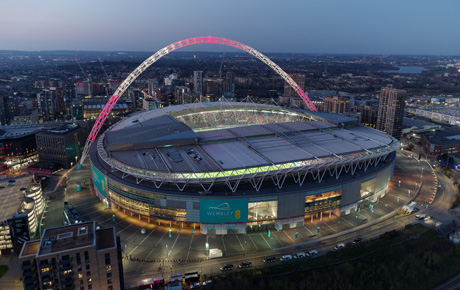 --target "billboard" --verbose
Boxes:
[200,199,248,223]
[91,165,107,197]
